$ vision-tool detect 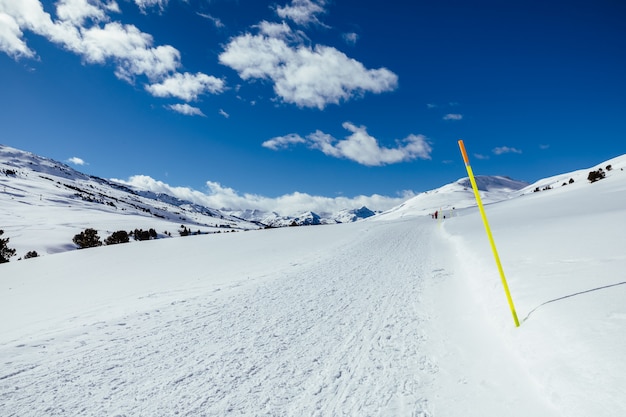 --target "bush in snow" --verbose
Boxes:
[587,169,605,183]
[0,230,16,263]
[133,229,151,241]
[132,228,157,241]
[73,228,102,249]
[23,251,39,259]
[105,230,130,245]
